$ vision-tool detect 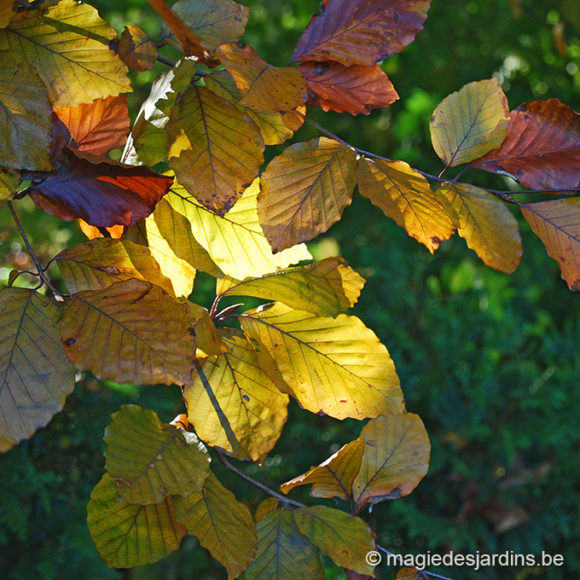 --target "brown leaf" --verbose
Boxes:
[299,62,398,114]
[471,99,580,191]
[119,25,157,72]
[292,0,431,66]
[30,150,172,227]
